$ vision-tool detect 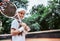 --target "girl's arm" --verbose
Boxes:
[11,27,24,36]
[11,28,20,36]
